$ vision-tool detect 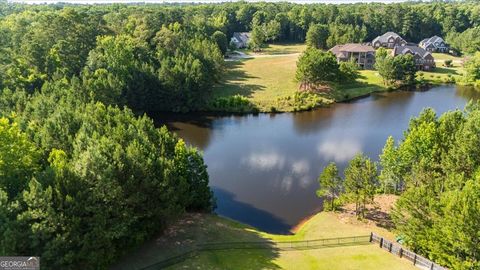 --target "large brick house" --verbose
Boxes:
[329,43,376,69]
[392,45,436,70]
[372,32,407,49]
[419,36,449,53]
